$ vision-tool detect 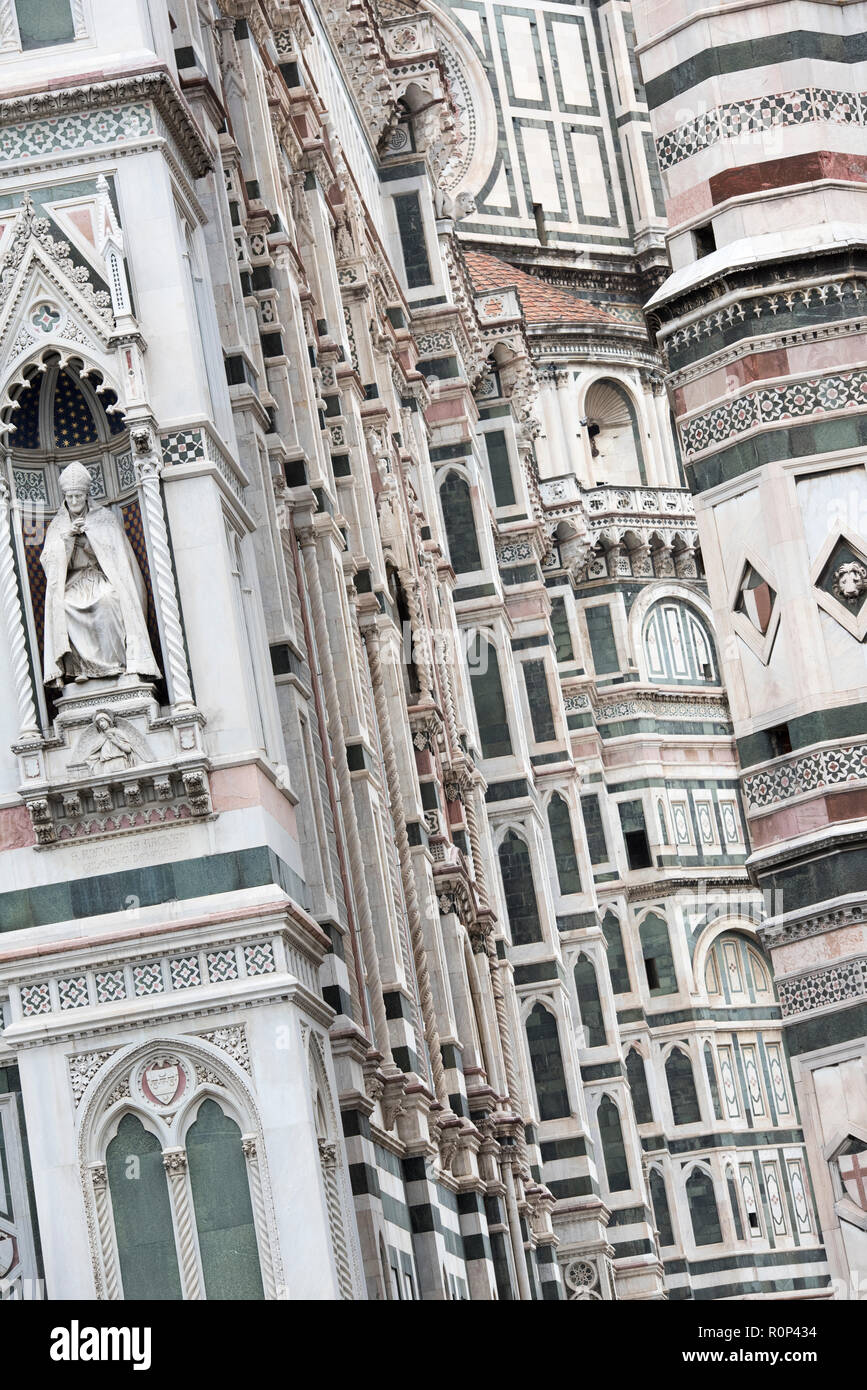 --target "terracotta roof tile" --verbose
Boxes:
[463,249,642,328]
